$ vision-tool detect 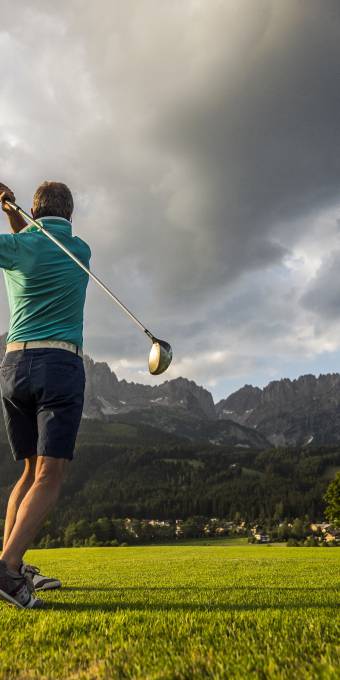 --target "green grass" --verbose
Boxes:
[154,537,250,546]
[0,545,339,679]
